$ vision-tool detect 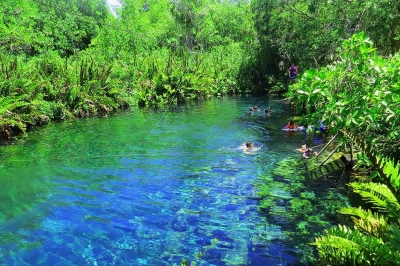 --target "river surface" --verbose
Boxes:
[0,96,349,265]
